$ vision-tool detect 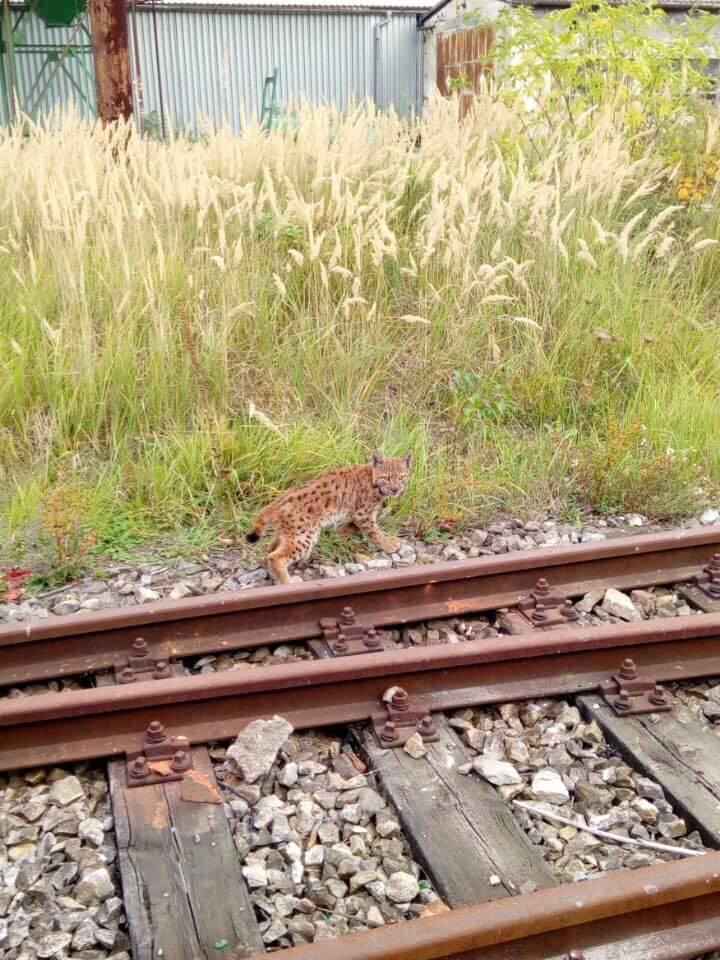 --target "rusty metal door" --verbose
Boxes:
[436,26,493,116]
